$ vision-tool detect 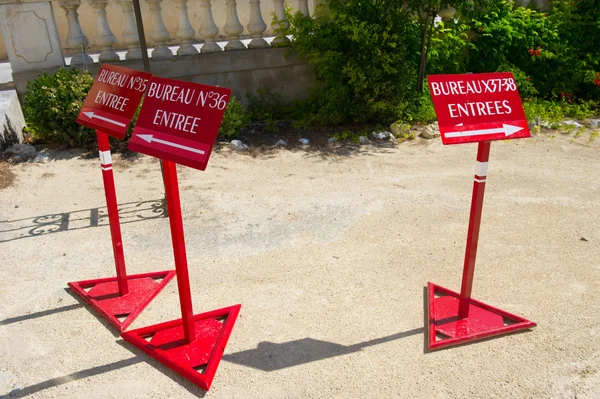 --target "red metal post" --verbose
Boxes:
[458,141,491,319]
[161,159,195,343]
[96,131,129,296]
